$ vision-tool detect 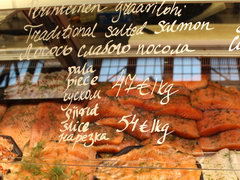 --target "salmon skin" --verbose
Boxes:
[155,115,200,139]
[76,124,124,145]
[95,145,201,180]
[93,134,139,153]
[141,133,203,156]
[197,110,240,136]
[119,95,202,120]
[30,102,84,147]
[96,109,153,140]
[191,84,240,110]
[81,96,134,123]
[198,129,240,151]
